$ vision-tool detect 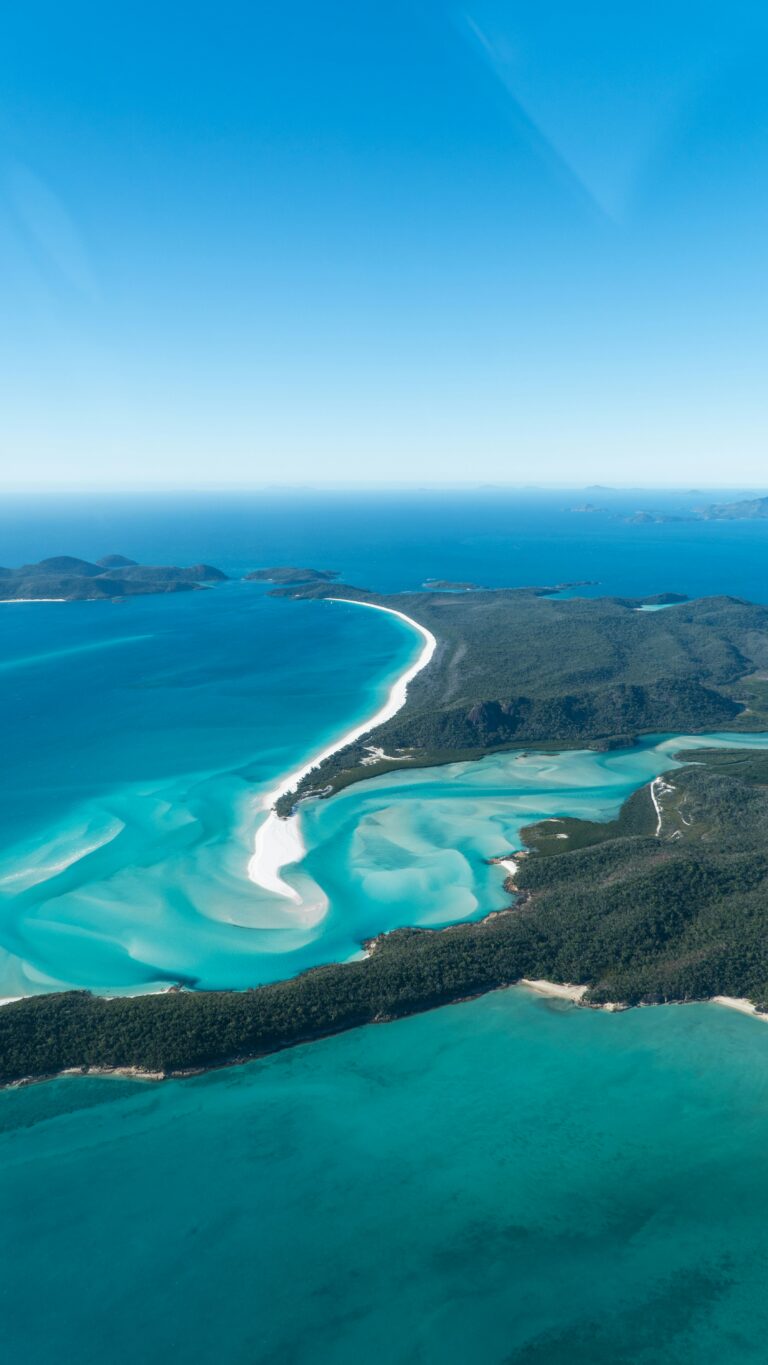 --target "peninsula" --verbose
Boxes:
[267,584,768,811]
[0,556,228,601]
